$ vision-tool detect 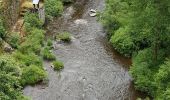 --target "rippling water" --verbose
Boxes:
[23,0,142,100]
